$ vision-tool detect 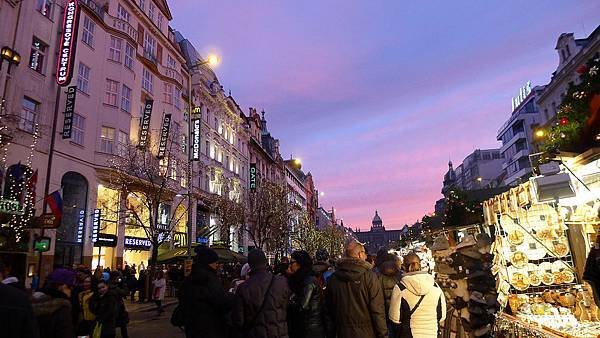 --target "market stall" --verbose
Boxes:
[483,152,600,337]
